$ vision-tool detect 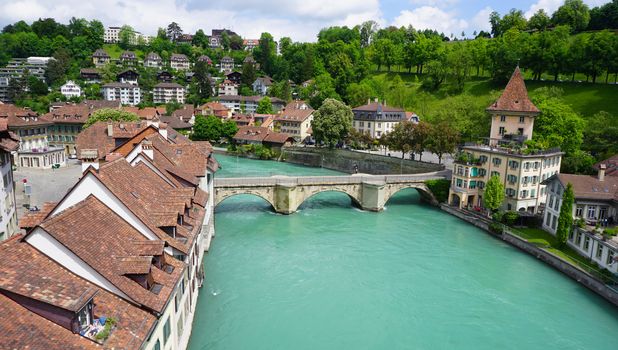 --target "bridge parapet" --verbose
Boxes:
[214,172,448,214]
